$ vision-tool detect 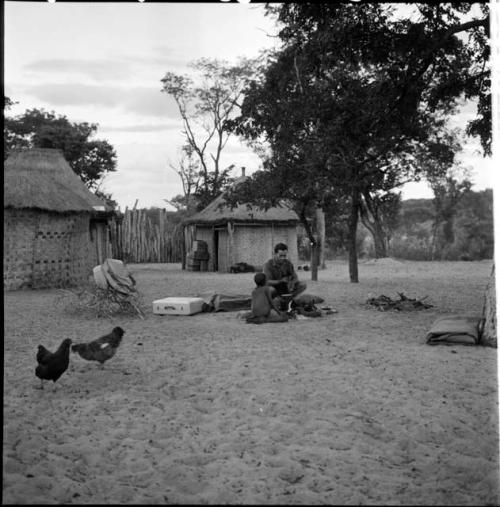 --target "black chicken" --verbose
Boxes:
[71,326,125,368]
[35,338,72,390]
